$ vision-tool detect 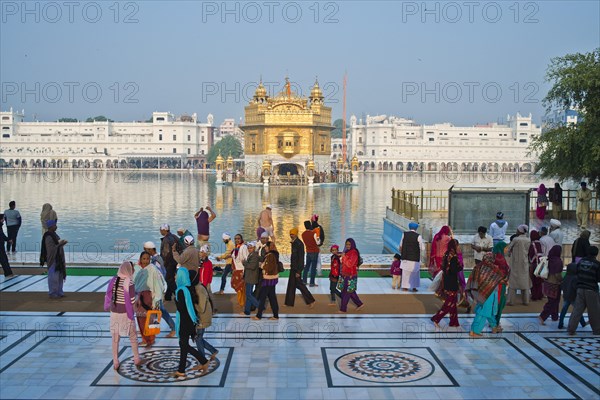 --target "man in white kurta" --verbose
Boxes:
[399,222,425,292]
